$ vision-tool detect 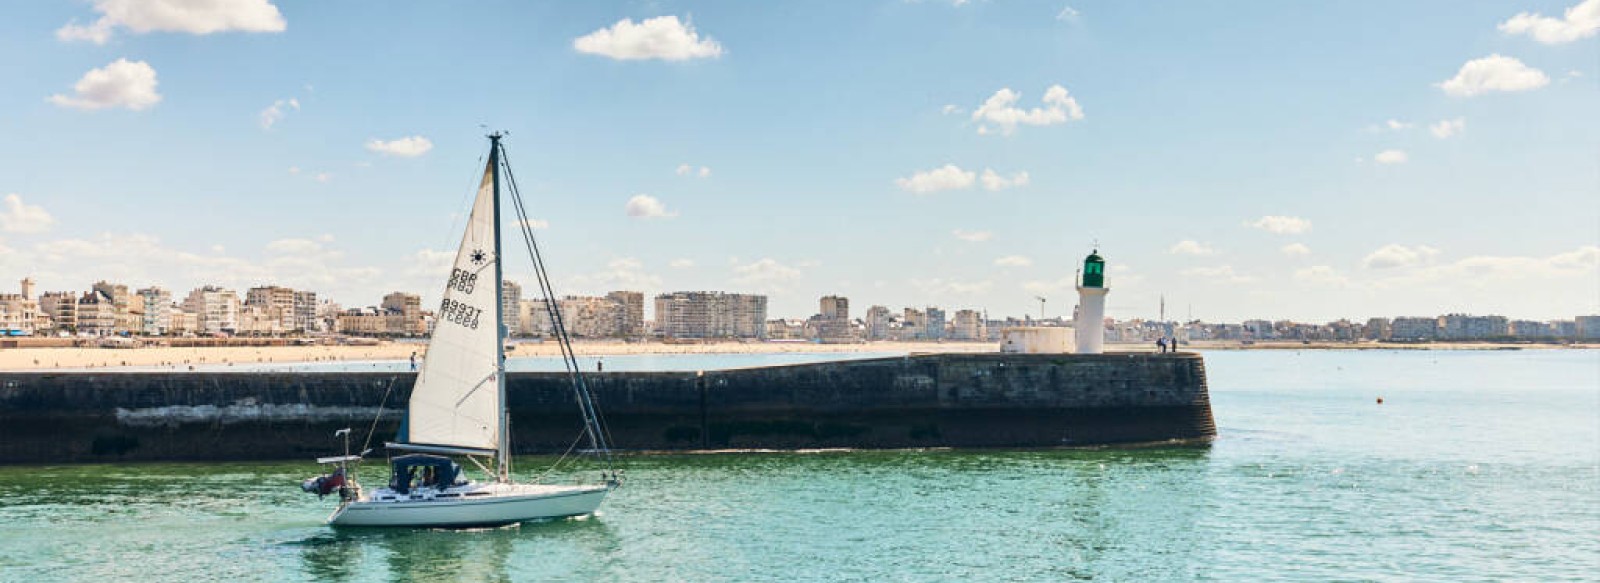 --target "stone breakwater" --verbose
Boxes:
[0,353,1214,464]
